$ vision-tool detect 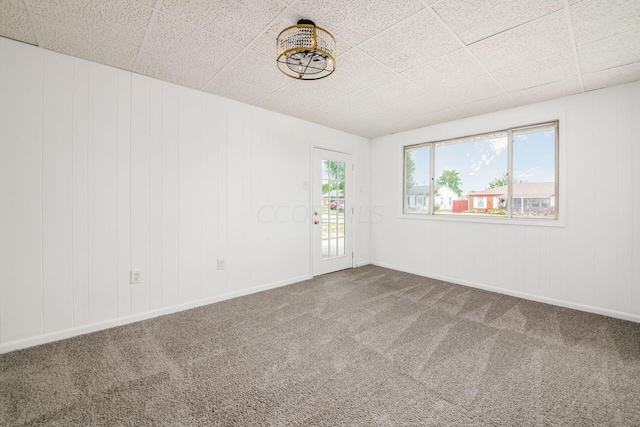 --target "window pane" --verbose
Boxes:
[435,133,508,216]
[404,146,430,214]
[512,126,556,218]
